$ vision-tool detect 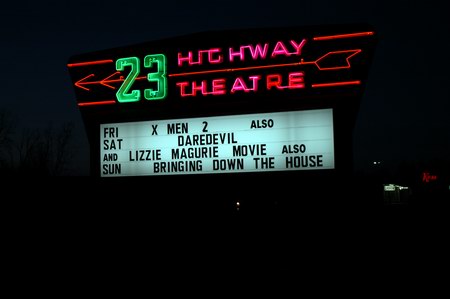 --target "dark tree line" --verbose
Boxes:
[0,109,75,176]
